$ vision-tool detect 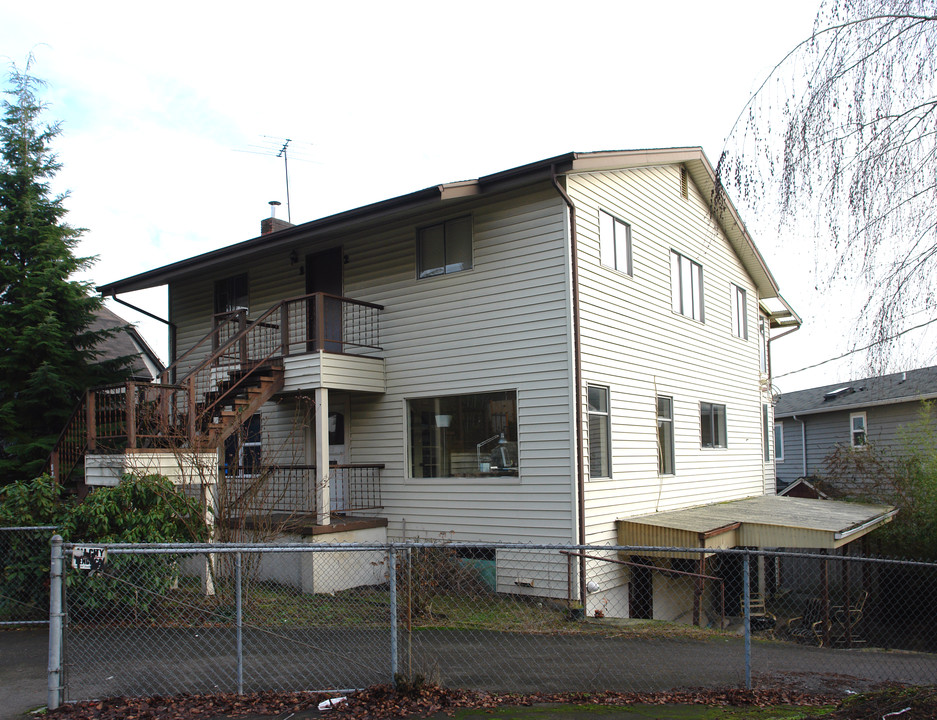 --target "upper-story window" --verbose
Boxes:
[700,402,727,448]
[731,284,748,339]
[599,210,632,275]
[417,216,473,279]
[851,411,867,447]
[670,250,703,321]
[214,274,248,314]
